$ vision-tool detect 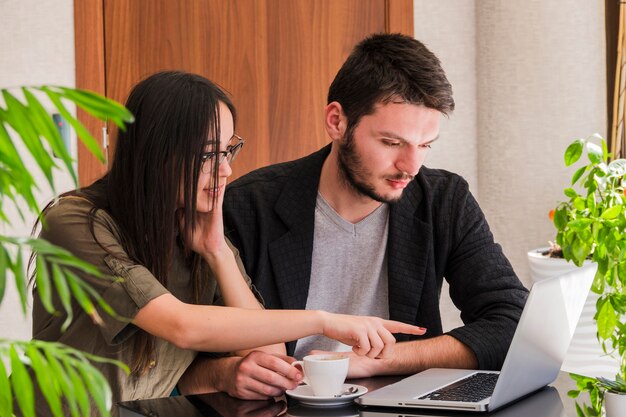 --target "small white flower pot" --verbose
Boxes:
[604,391,626,417]
[527,247,589,282]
